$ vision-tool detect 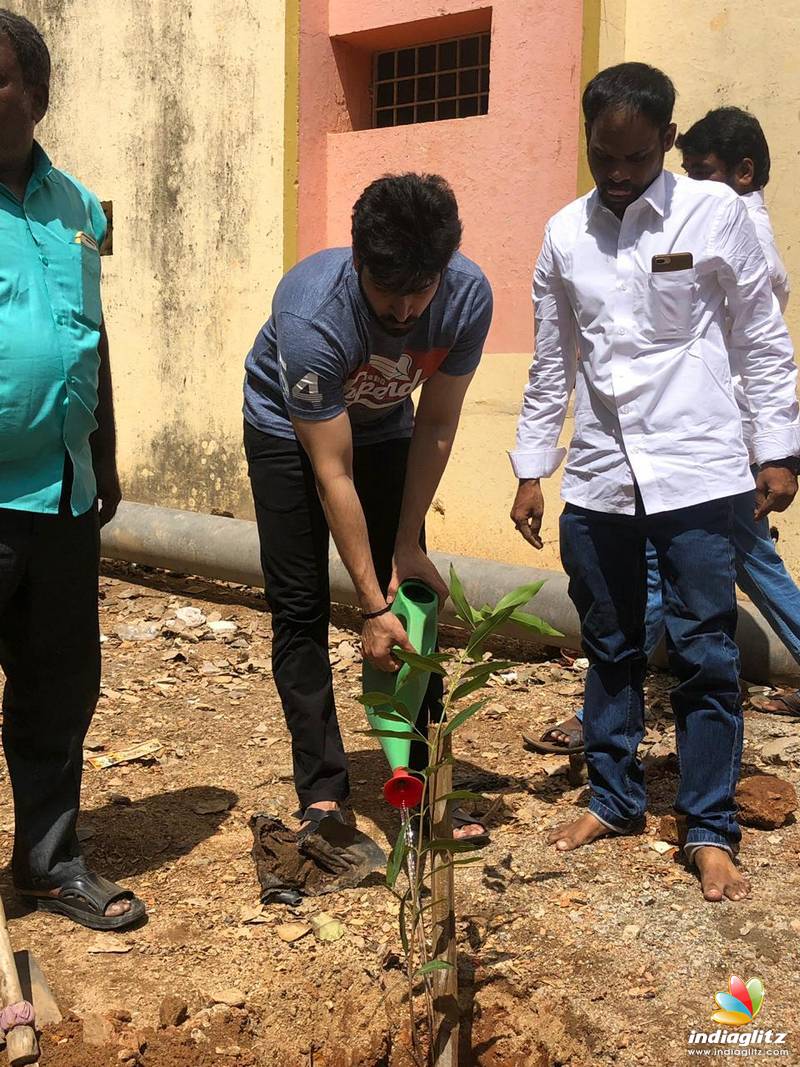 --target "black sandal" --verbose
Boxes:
[296,804,345,842]
[18,872,146,931]
[451,807,491,848]
[523,714,585,755]
[406,806,491,849]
